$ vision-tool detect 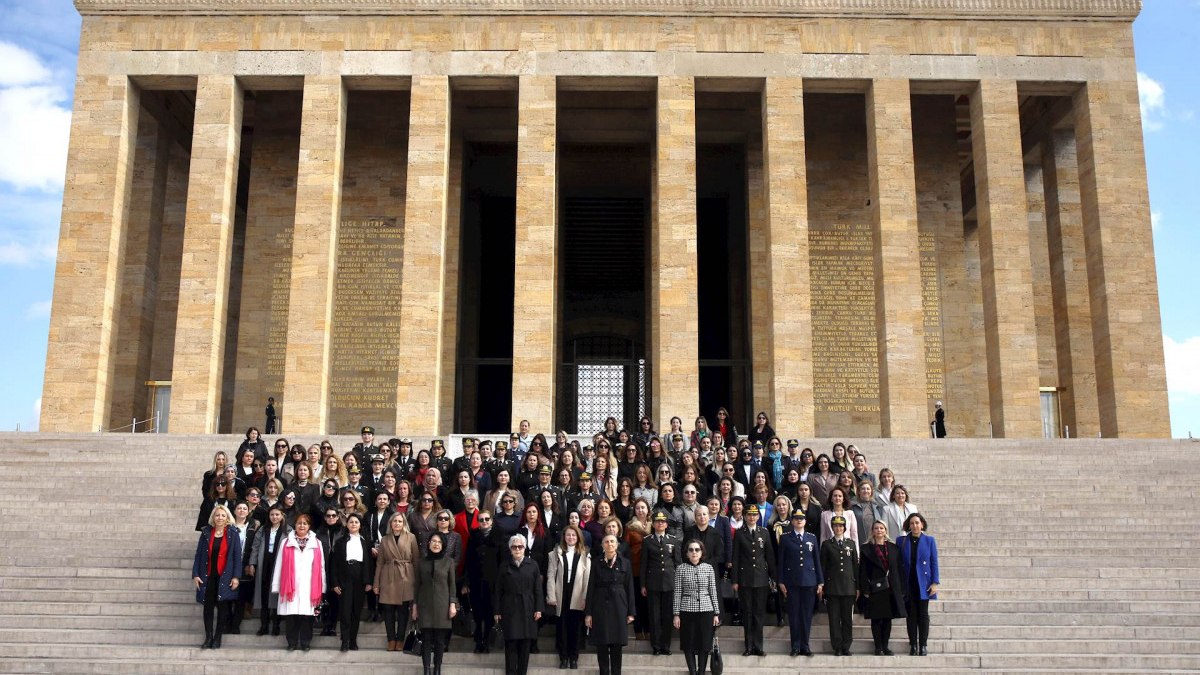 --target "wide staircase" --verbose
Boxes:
[0,433,1197,673]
